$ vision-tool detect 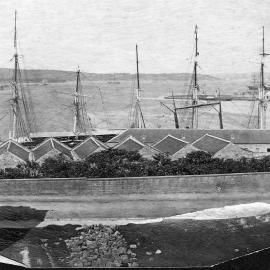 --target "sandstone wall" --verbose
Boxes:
[0,172,269,197]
